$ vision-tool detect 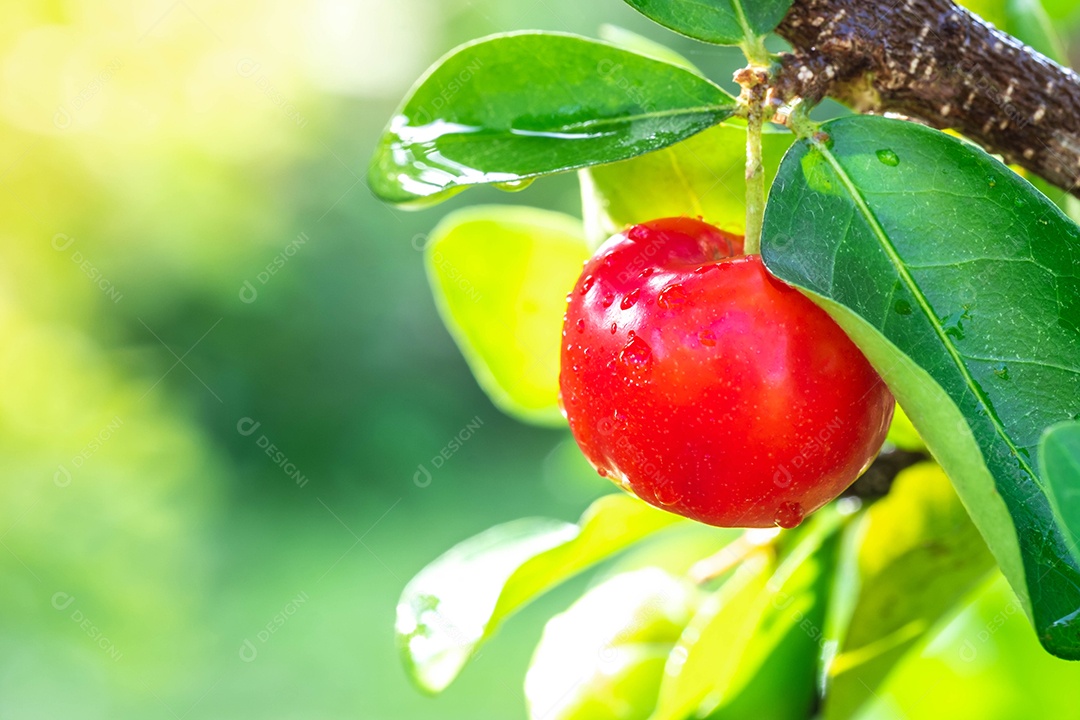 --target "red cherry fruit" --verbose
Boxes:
[560,217,894,528]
